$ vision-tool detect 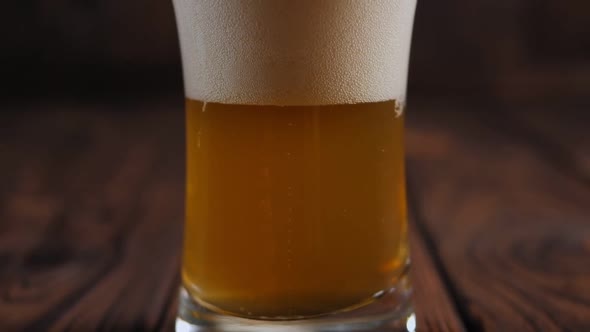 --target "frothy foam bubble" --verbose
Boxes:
[173,0,416,106]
